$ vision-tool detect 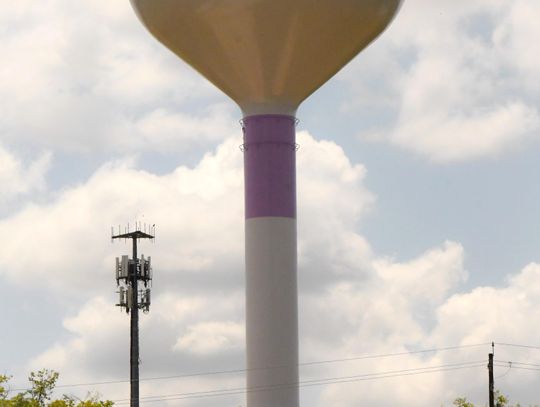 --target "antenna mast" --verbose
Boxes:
[112,224,155,407]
